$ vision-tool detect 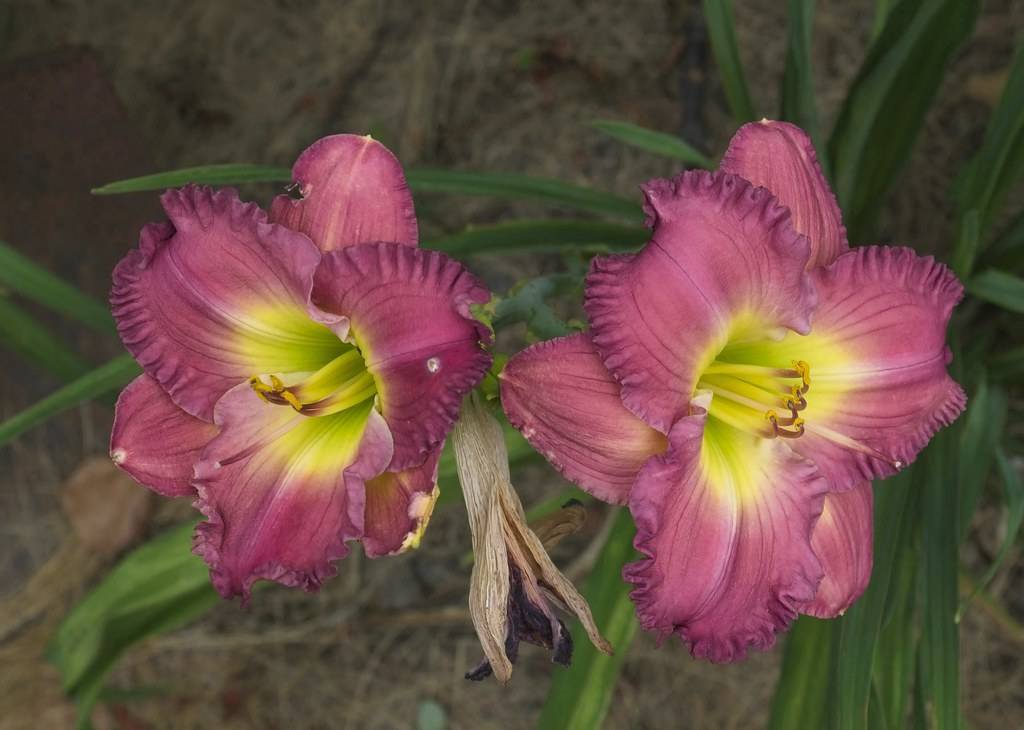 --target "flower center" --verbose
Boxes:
[696,359,812,440]
[249,347,376,417]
